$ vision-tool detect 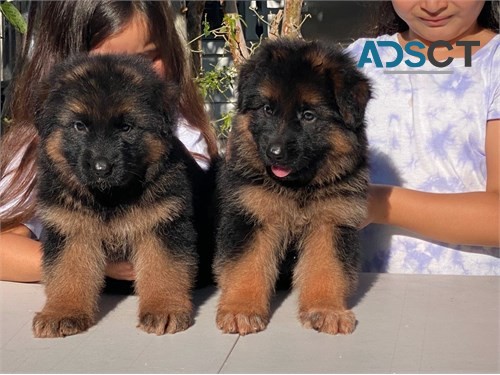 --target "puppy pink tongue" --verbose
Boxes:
[271,166,292,178]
